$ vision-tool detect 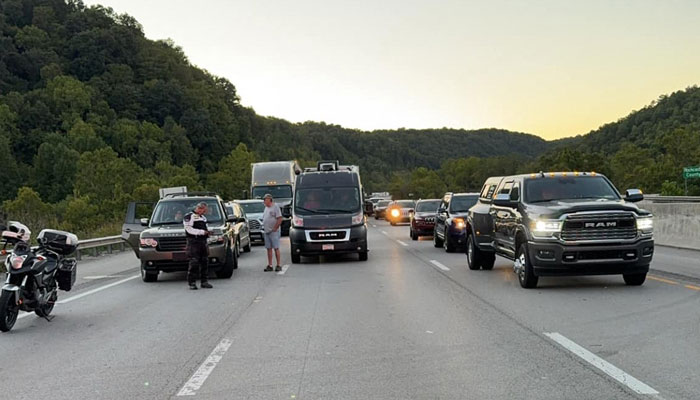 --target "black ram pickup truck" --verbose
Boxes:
[466,172,654,288]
